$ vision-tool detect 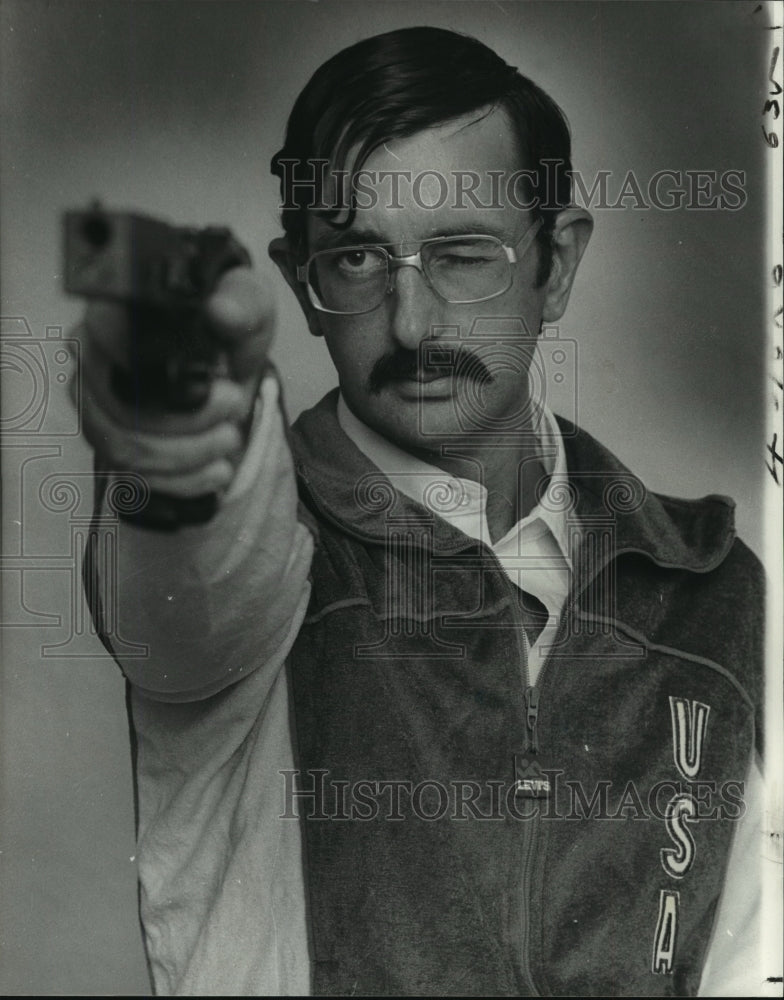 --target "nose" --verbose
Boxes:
[387,263,440,351]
